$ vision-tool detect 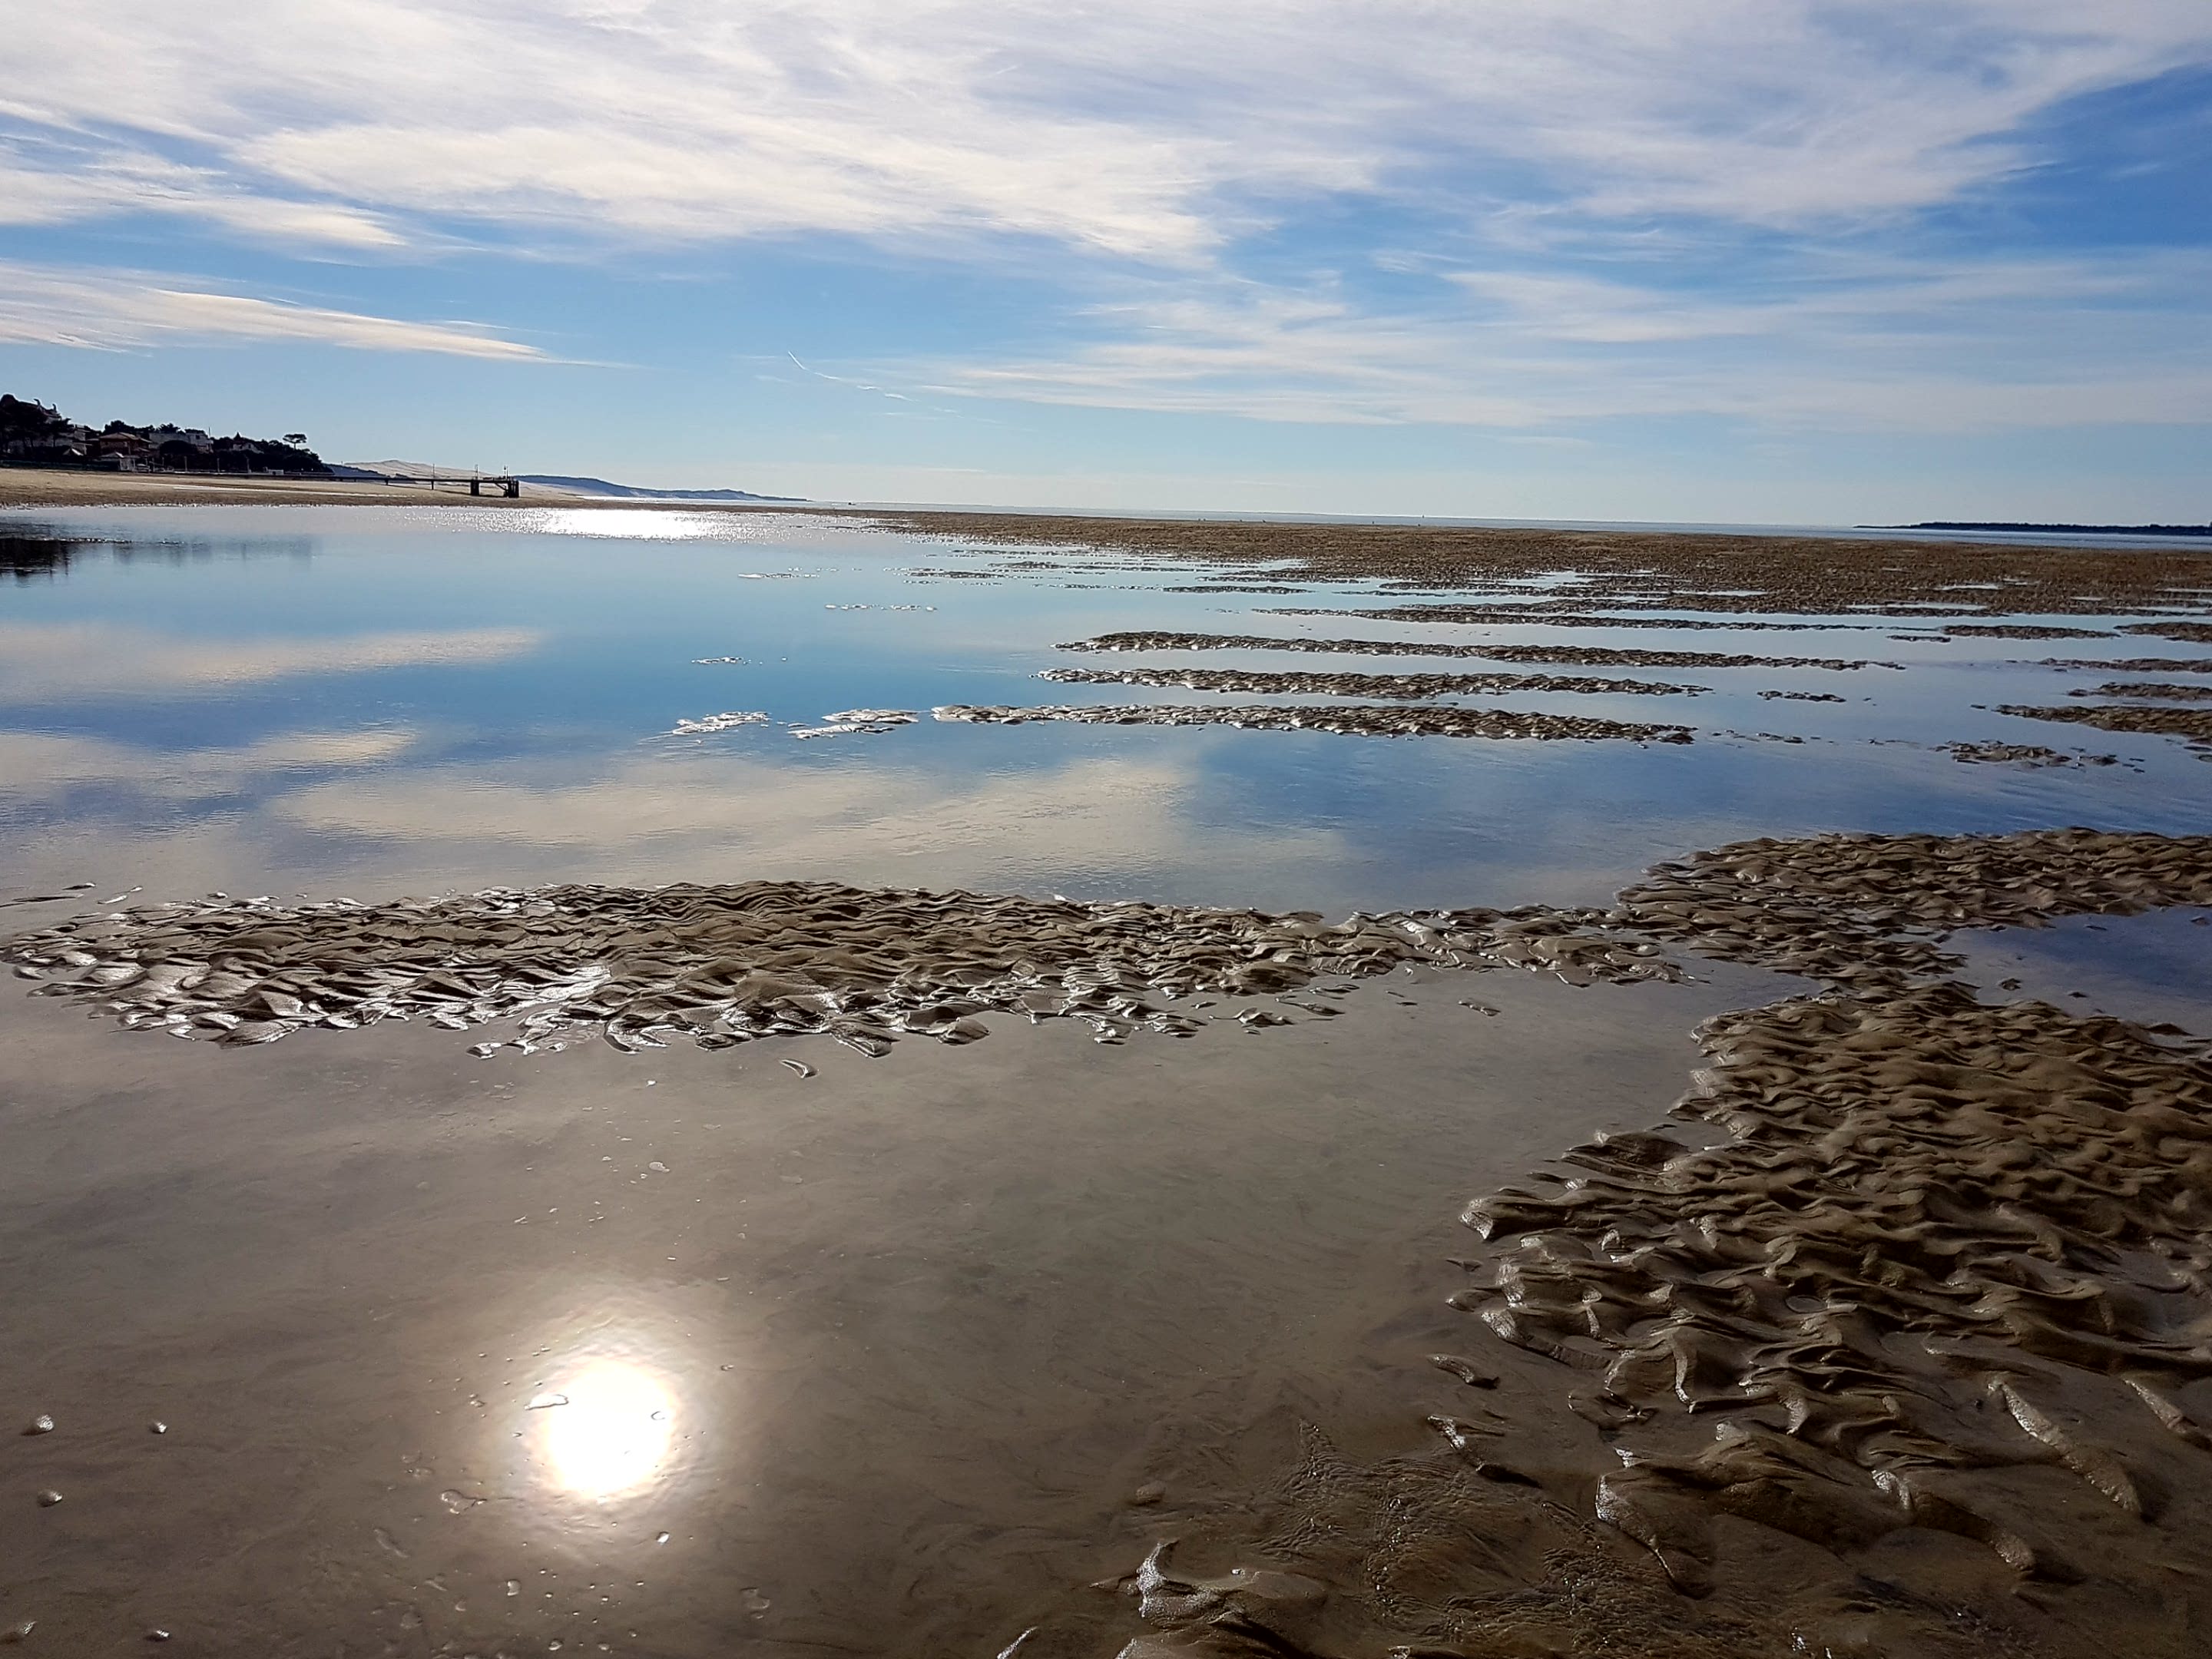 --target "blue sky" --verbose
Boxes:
[3,2,2209,521]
